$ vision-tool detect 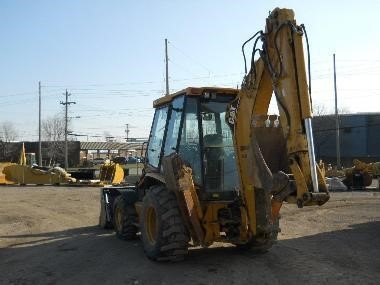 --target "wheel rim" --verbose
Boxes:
[146,206,157,245]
